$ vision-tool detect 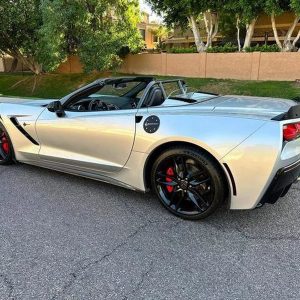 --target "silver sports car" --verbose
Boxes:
[1,77,300,219]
